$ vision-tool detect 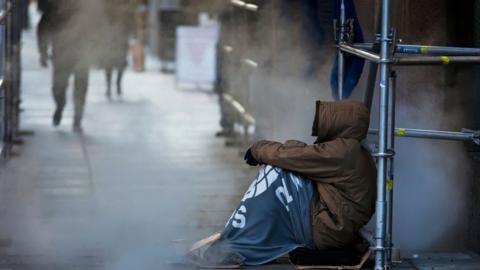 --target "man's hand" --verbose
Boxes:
[244,148,260,166]
[40,53,48,67]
